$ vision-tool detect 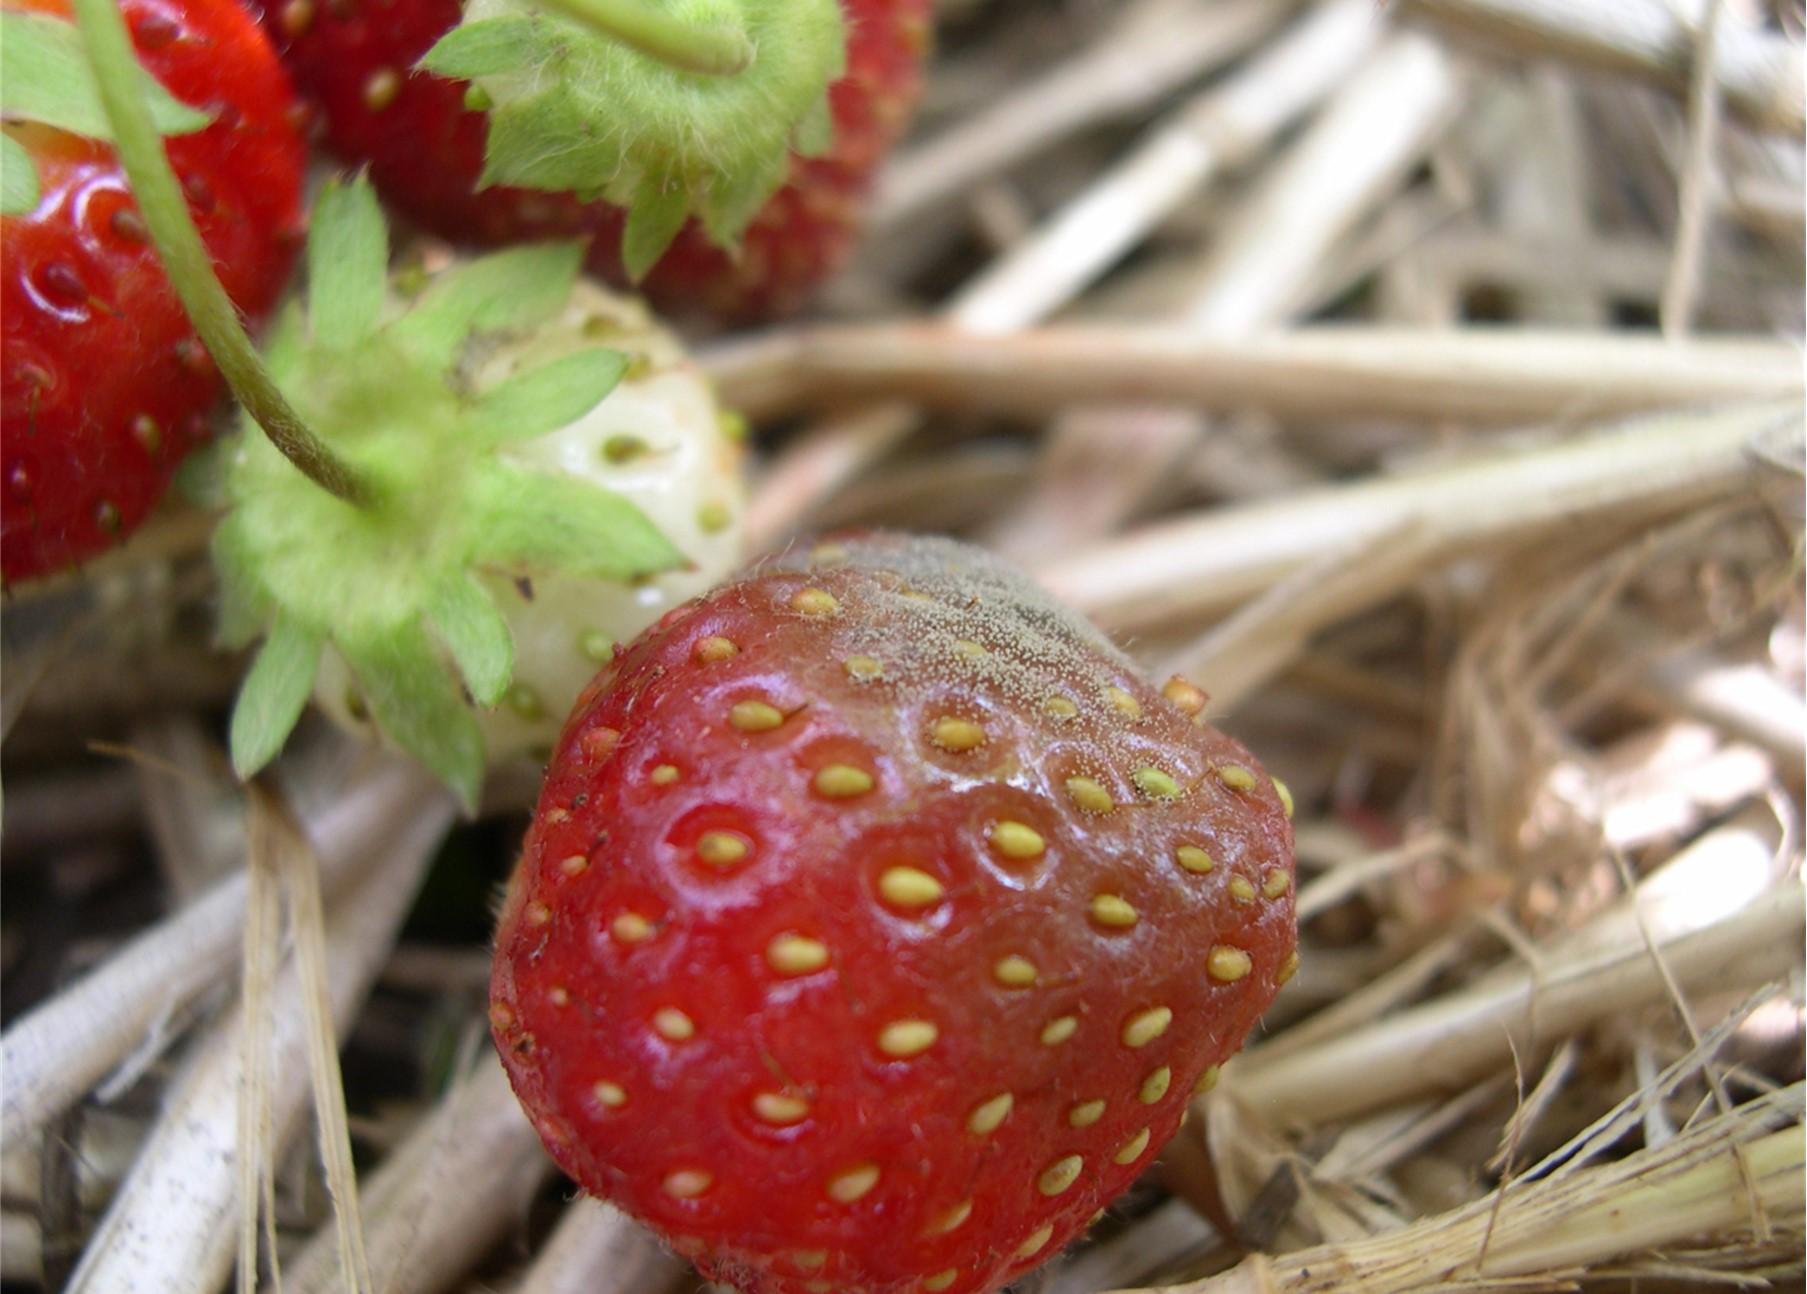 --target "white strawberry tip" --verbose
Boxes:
[213,176,744,809]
